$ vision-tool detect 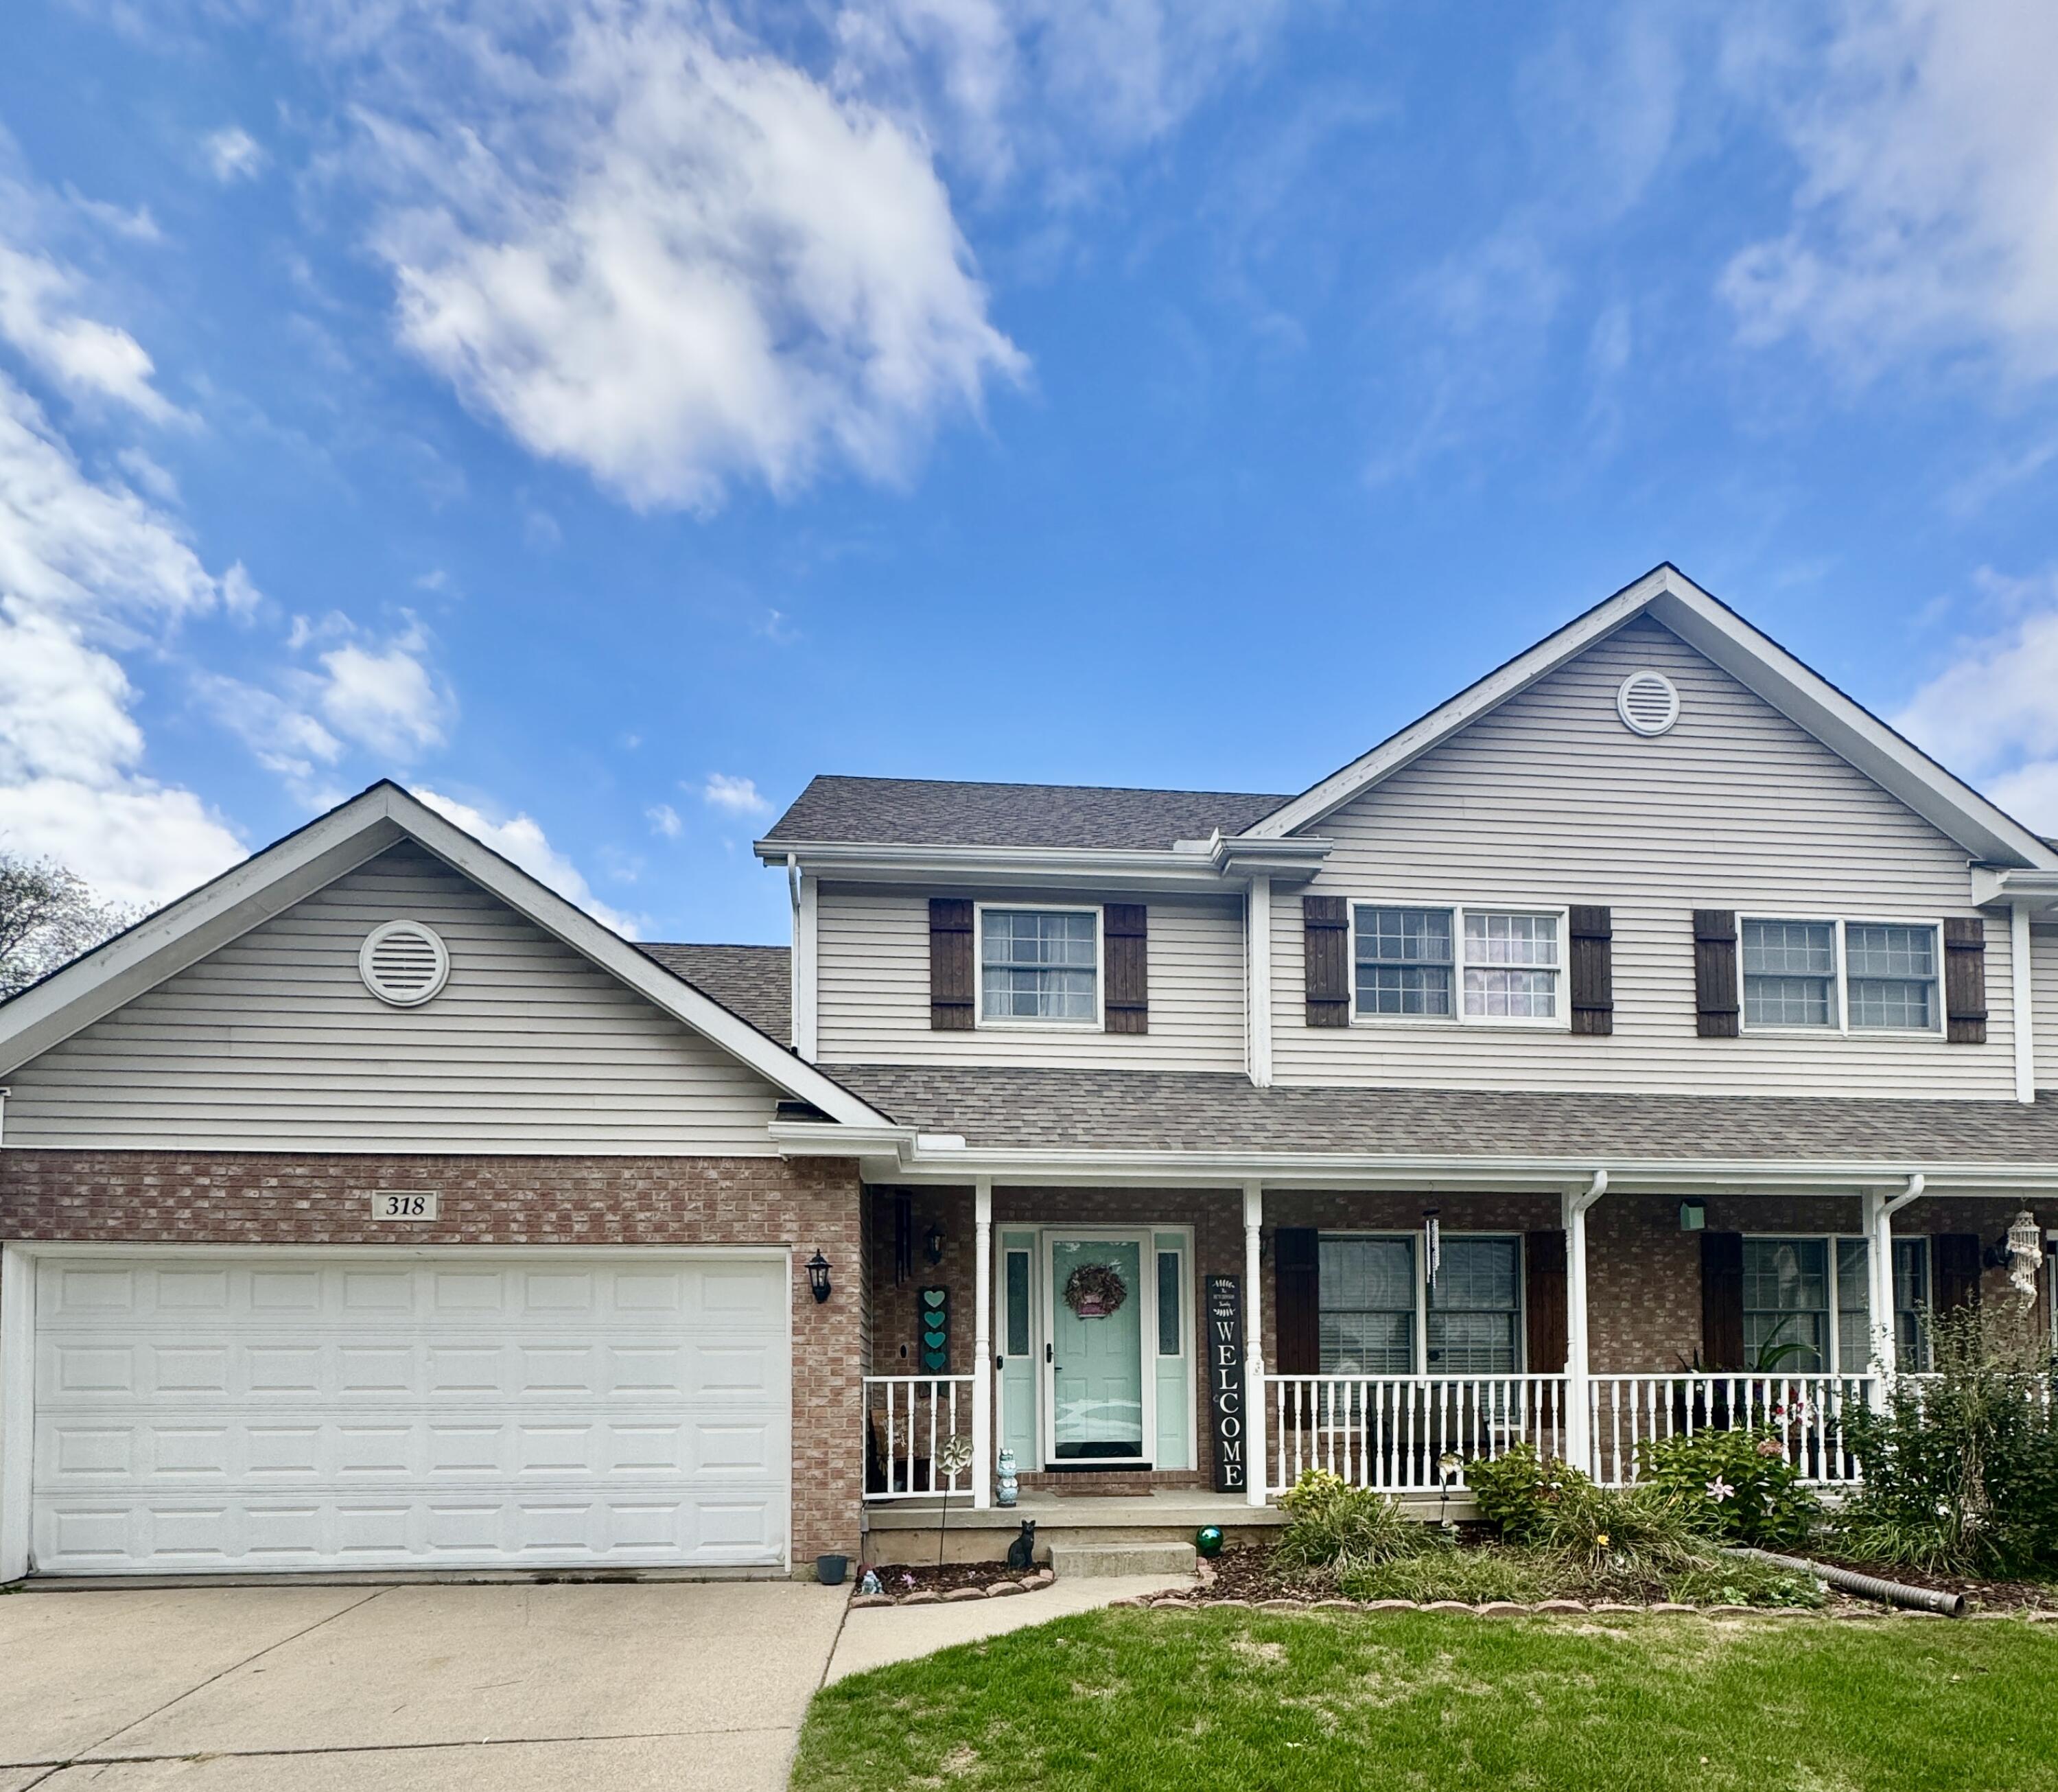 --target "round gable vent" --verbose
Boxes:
[1616,669,1681,737]
[360,920,450,1007]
